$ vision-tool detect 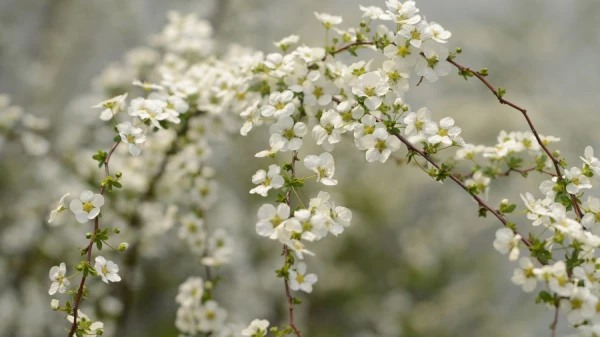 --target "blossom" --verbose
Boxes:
[427,117,462,147]
[67,310,104,337]
[92,93,128,121]
[510,257,537,292]
[293,209,328,242]
[312,109,343,151]
[176,277,204,307]
[48,192,70,224]
[250,164,285,196]
[403,107,437,141]
[69,190,104,224]
[383,35,418,67]
[361,128,401,163]
[117,121,147,156]
[565,167,592,194]
[314,12,342,28]
[359,5,391,20]
[398,21,431,48]
[492,228,521,261]
[416,41,451,83]
[425,22,451,43]
[385,0,421,24]
[274,35,299,51]
[289,262,318,293]
[49,262,69,295]
[352,72,390,110]
[128,97,169,128]
[563,286,597,325]
[197,300,228,332]
[94,256,121,284]
[256,203,290,239]
[260,90,296,118]
[269,116,307,152]
[304,152,337,186]
[51,299,59,310]
[242,319,269,337]
[255,135,284,157]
